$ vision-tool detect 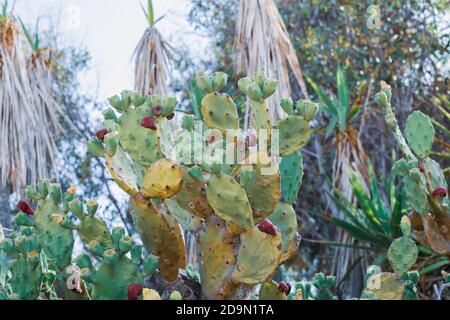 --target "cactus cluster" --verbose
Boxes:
[362,216,419,300]
[83,71,317,299]
[0,72,314,300]
[0,182,164,300]
[376,83,450,257]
